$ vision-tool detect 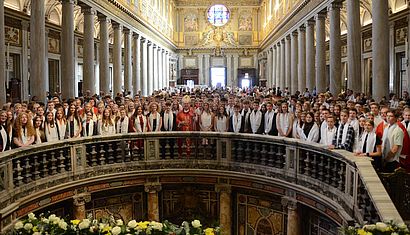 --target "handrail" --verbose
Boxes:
[0,132,403,228]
